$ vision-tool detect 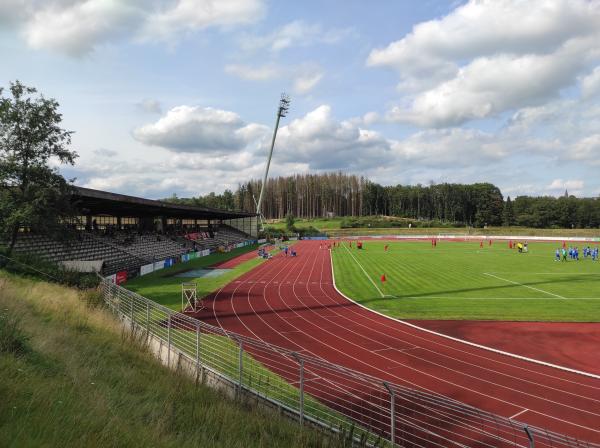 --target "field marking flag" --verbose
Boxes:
[380,273,386,283]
